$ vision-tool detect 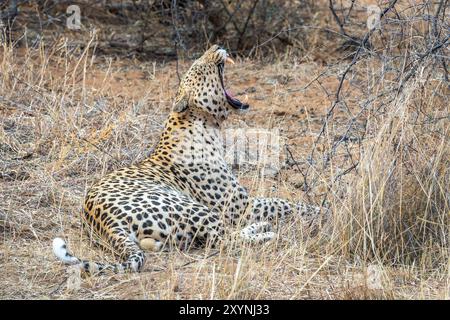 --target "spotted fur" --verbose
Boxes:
[53,45,325,274]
